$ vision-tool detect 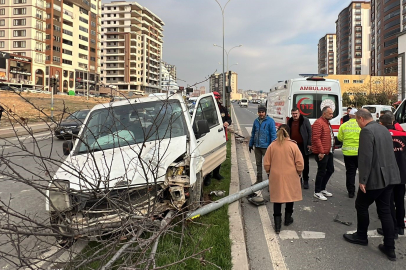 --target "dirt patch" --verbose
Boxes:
[0,91,110,128]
